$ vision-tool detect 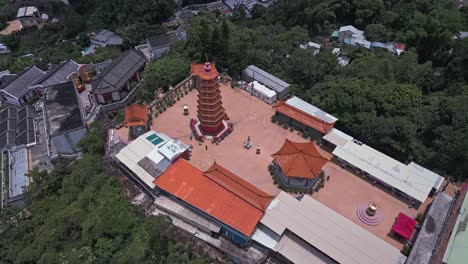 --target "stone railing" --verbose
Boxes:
[149,77,194,115]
